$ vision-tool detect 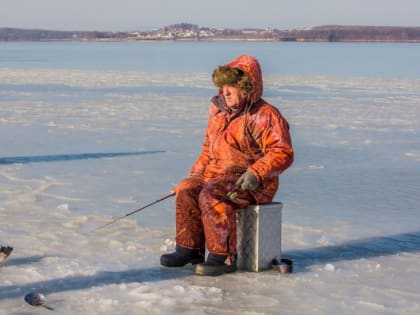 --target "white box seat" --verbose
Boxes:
[236,202,282,271]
